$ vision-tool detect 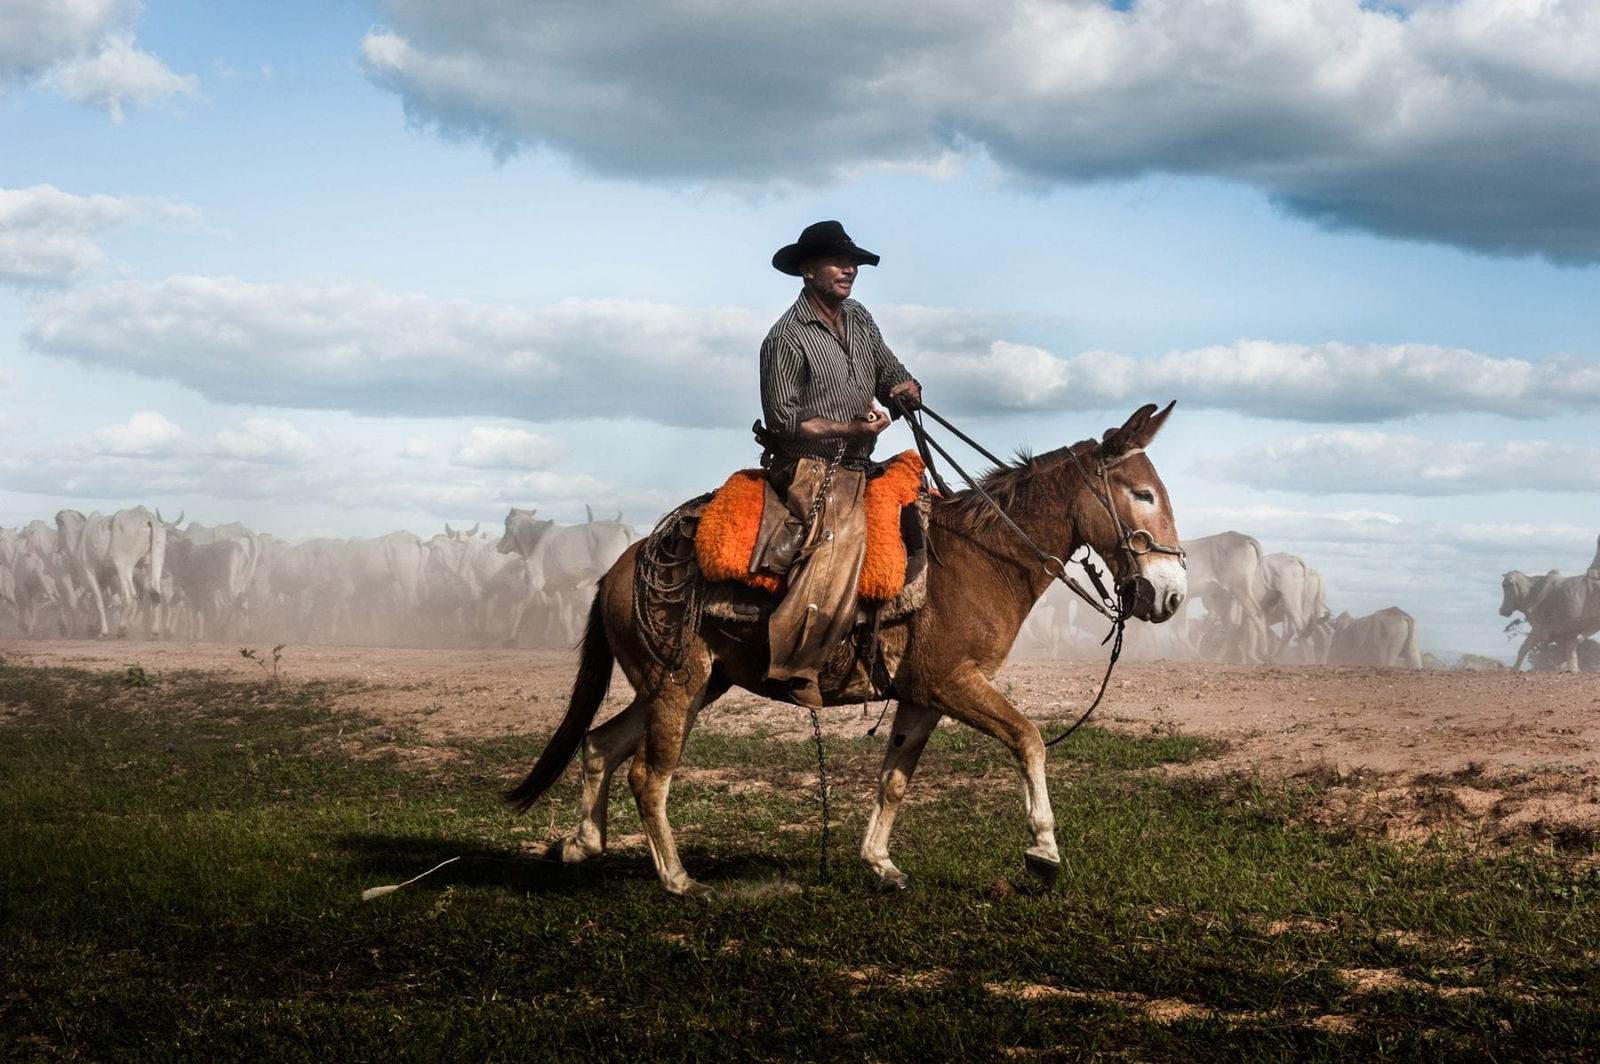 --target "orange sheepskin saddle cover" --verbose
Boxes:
[696,450,925,601]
